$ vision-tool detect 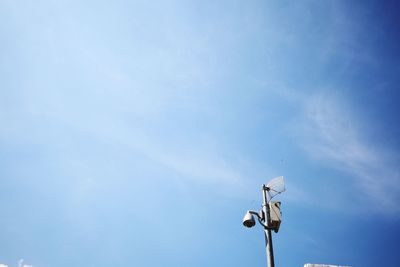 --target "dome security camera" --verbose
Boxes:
[242,211,256,228]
